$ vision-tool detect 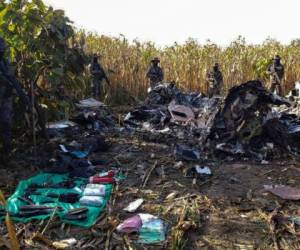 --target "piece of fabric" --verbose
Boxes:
[3,173,112,228]
[264,185,300,200]
[168,100,195,125]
